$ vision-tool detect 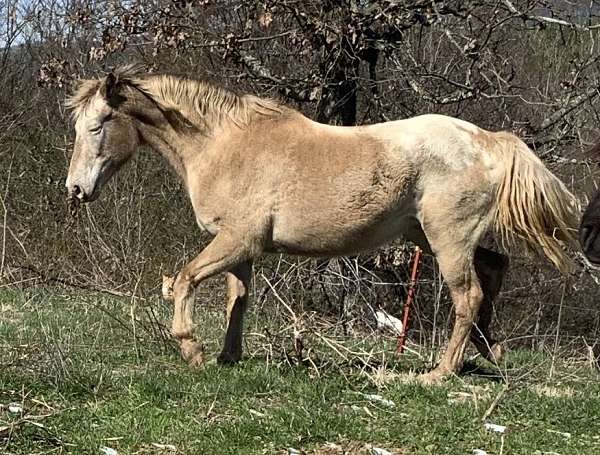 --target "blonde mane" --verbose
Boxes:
[66,64,283,129]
